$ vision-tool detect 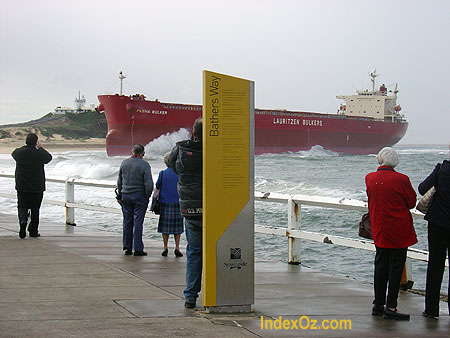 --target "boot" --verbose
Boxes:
[18,208,29,239]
